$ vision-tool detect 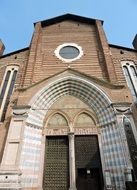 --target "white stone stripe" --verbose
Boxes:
[30,85,114,125]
